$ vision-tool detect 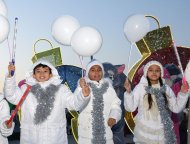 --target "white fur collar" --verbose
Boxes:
[85,77,112,87]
